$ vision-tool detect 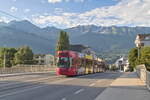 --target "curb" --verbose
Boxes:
[147,85,150,91]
